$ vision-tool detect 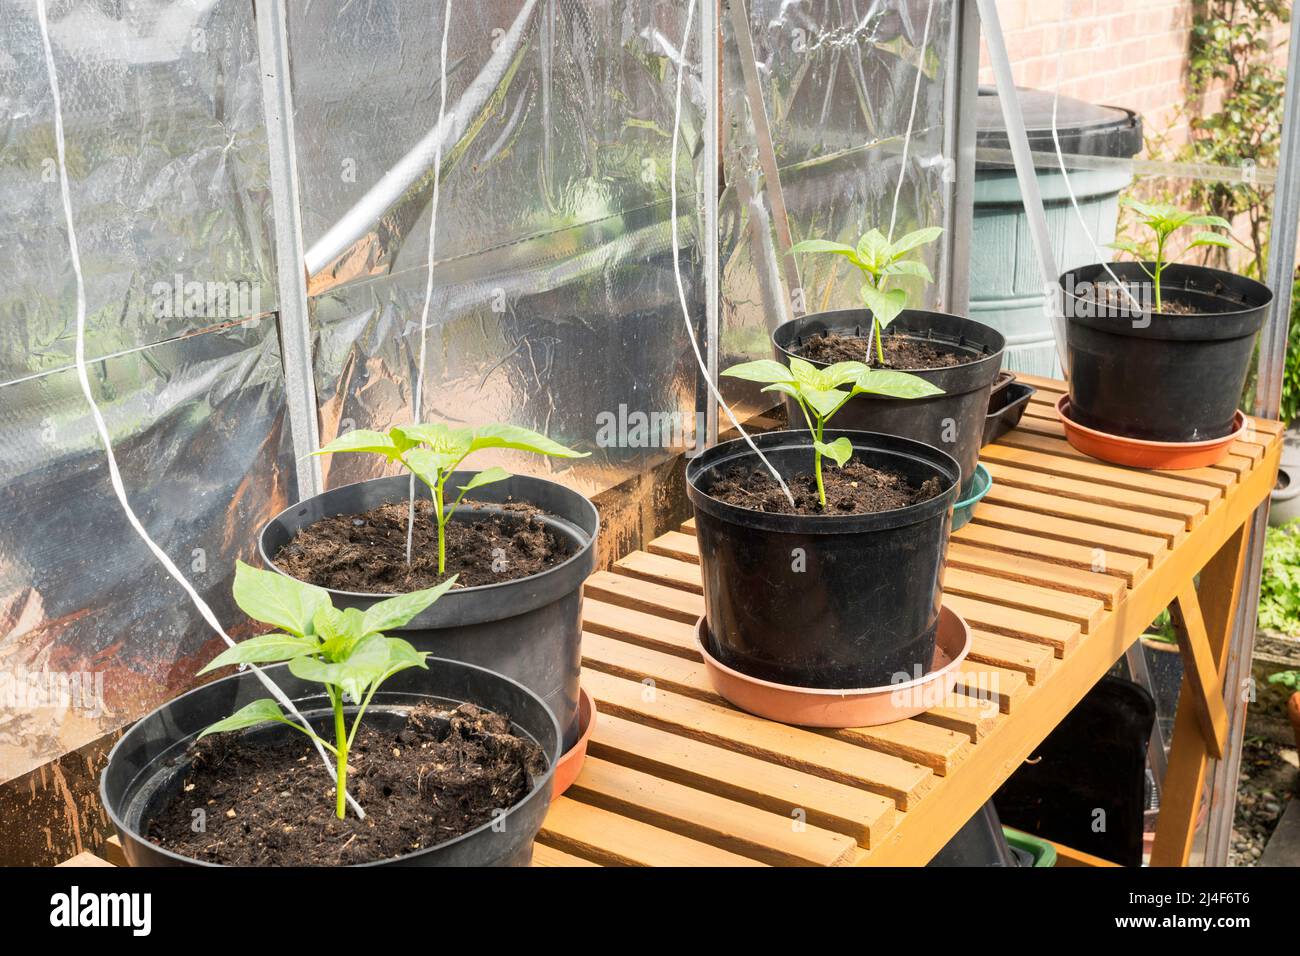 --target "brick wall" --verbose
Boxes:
[978,0,1197,150]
